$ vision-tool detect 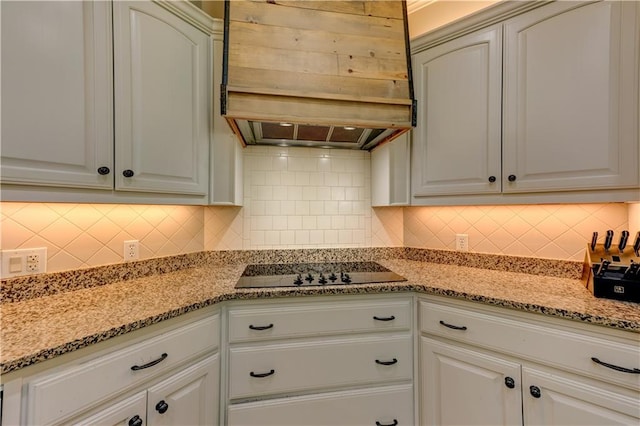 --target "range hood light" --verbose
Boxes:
[343,126,357,131]
[279,122,293,127]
